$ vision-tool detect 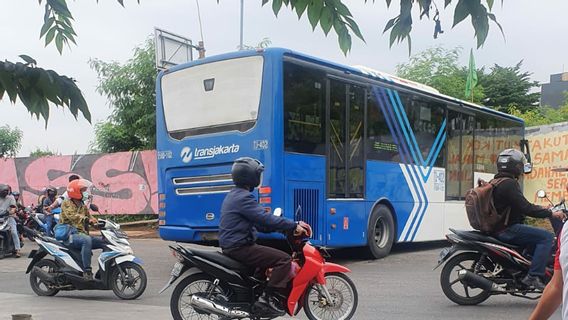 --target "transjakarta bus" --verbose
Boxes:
[156,48,529,258]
